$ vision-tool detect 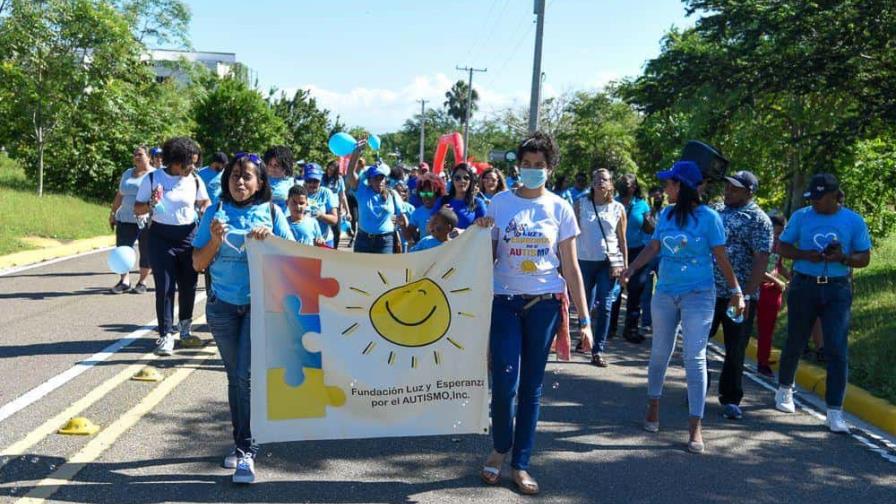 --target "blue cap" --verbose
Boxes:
[366,164,390,179]
[303,163,323,181]
[657,160,703,189]
[149,147,162,157]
